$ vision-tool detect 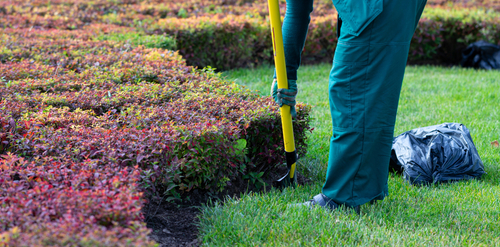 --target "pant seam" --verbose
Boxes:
[349,24,373,206]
